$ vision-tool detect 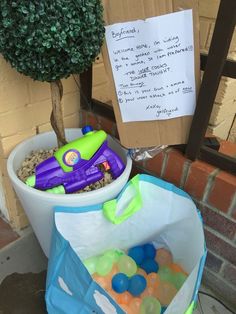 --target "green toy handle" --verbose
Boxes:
[103,174,142,224]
